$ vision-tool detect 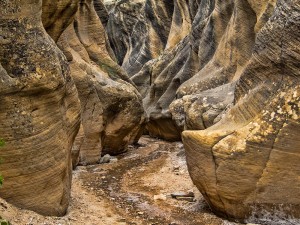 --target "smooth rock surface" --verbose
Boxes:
[183,0,300,222]
[58,0,145,165]
[0,0,81,216]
